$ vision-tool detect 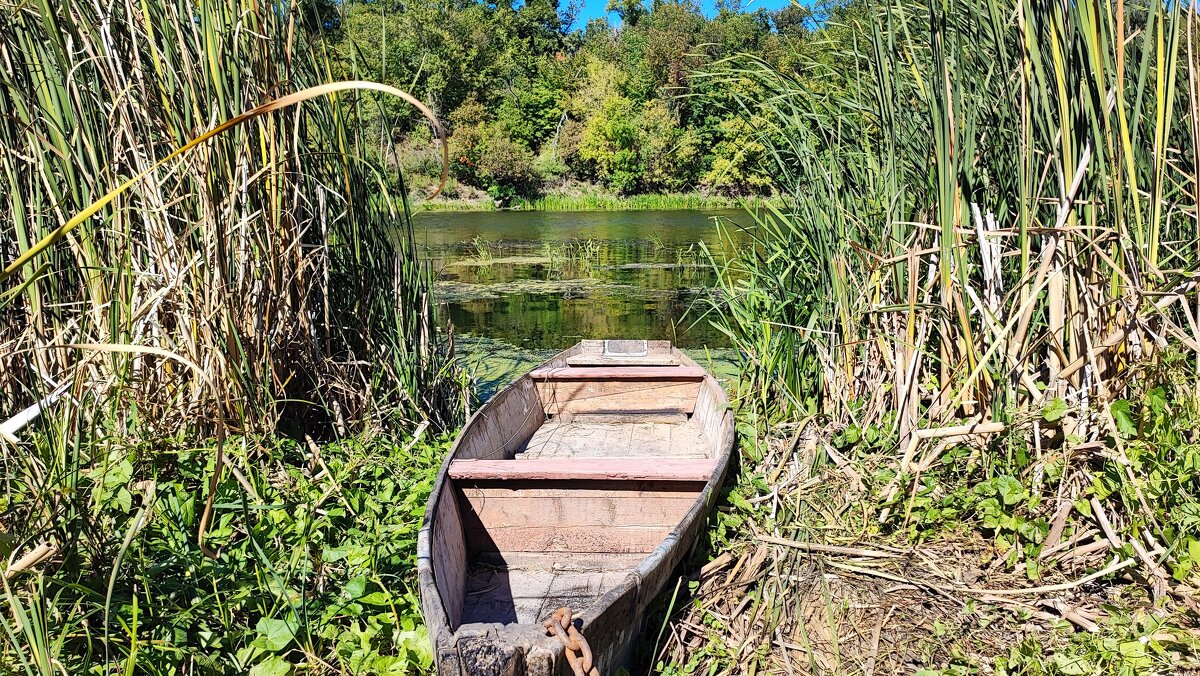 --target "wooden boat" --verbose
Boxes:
[418,339,734,675]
